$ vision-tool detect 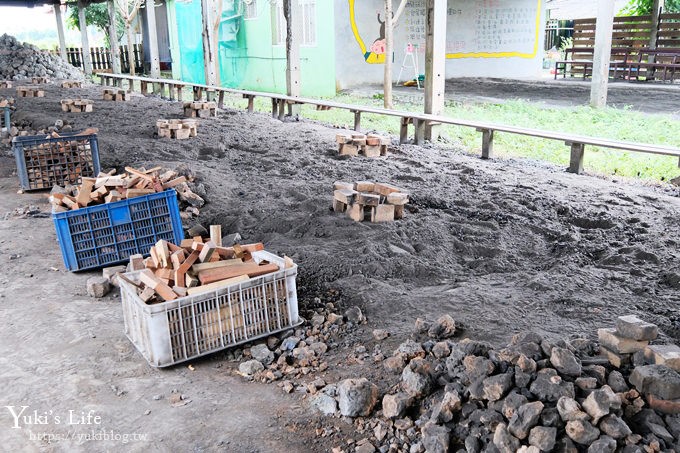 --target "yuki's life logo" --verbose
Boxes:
[5,406,102,429]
